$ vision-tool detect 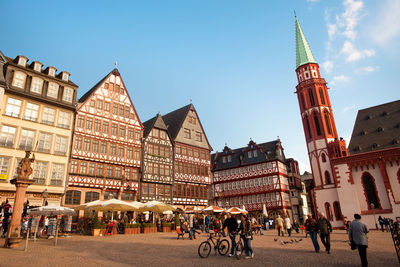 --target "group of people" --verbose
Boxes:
[0,200,12,237]
[275,215,300,237]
